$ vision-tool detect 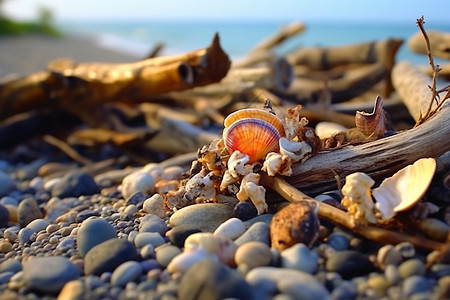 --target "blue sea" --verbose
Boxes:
[57,20,450,65]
